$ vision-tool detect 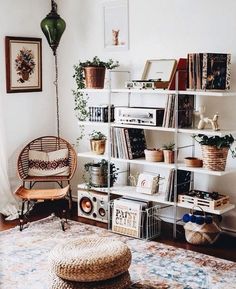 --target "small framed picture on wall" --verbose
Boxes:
[103,0,129,51]
[5,36,42,93]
